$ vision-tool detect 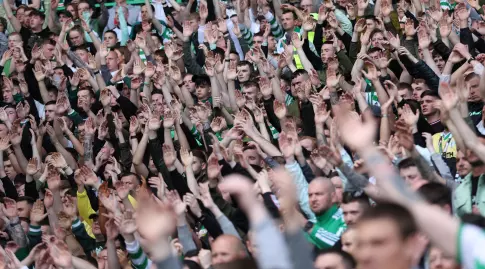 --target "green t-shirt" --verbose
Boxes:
[305,205,347,249]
